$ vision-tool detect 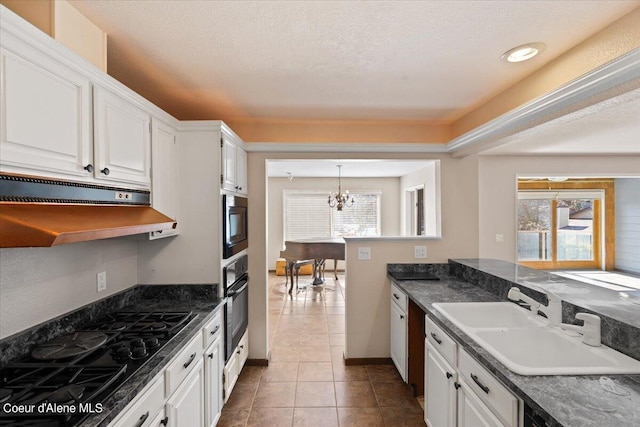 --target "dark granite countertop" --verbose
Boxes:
[387,266,640,427]
[0,284,224,427]
[84,297,224,427]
